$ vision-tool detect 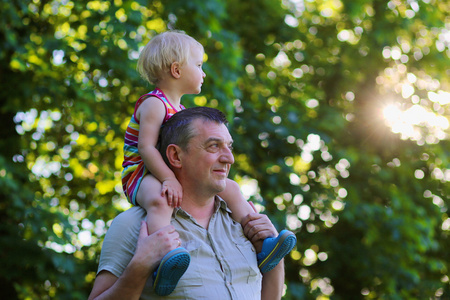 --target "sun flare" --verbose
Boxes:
[382,103,449,144]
